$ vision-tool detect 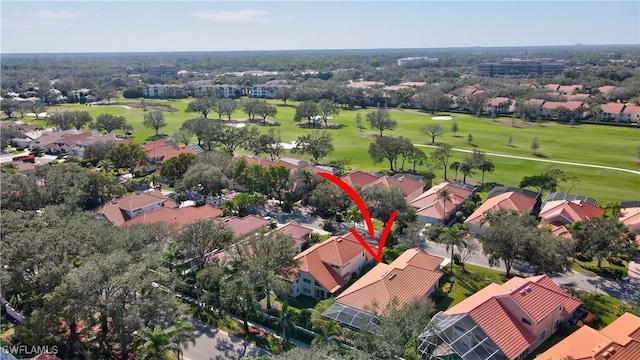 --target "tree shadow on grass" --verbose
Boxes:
[533,153,548,158]
[146,134,168,141]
